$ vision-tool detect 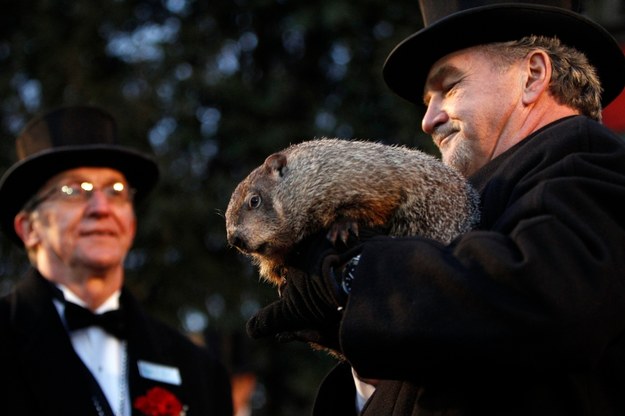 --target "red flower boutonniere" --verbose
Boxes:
[134,387,187,416]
